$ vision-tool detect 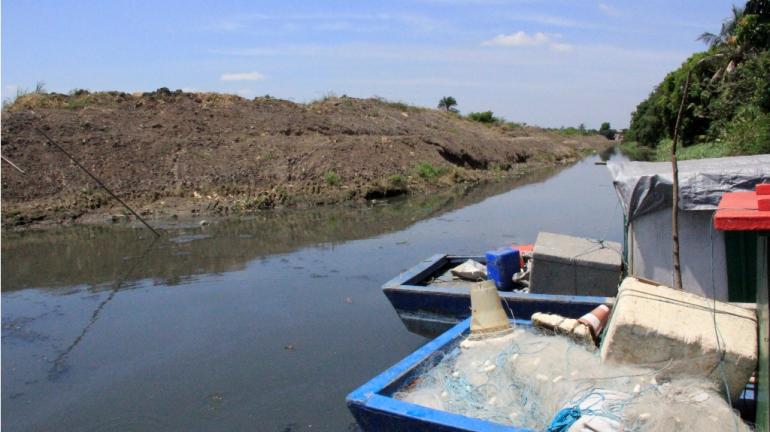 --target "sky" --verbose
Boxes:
[2,0,737,128]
